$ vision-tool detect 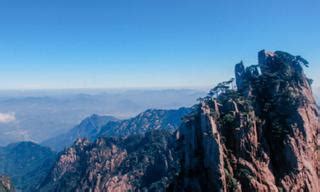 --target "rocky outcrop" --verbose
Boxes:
[0,176,15,192]
[38,130,179,192]
[172,50,319,191]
